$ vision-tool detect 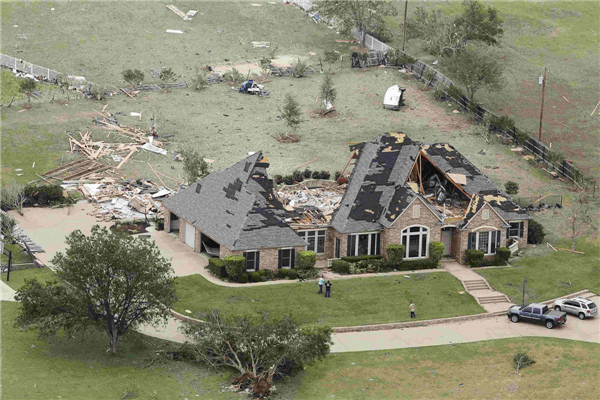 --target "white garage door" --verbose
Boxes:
[184,223,196,248]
